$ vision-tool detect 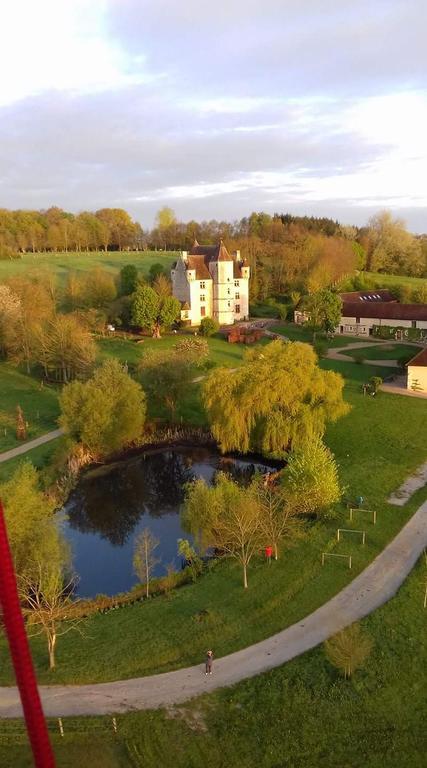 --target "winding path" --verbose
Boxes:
[0,429,64,465]
[1,499,426,718]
